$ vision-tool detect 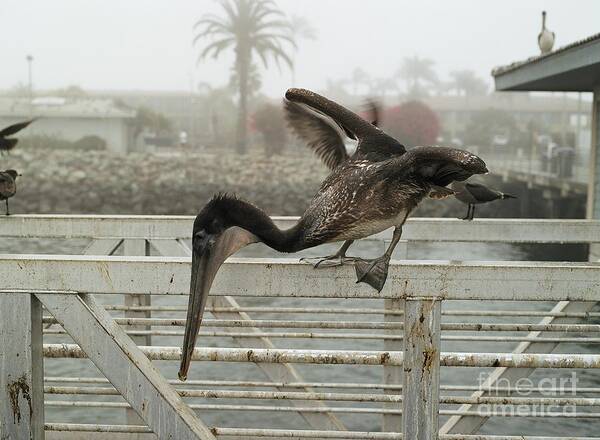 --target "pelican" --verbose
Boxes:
[538,11,555,54]
[0,170,20,215]
[0,120,36,155]
[452,181,516,220]
[178,88,488,381]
